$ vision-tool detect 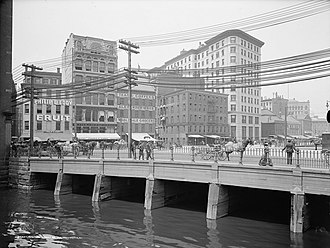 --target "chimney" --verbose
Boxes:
[57,68,60,73]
